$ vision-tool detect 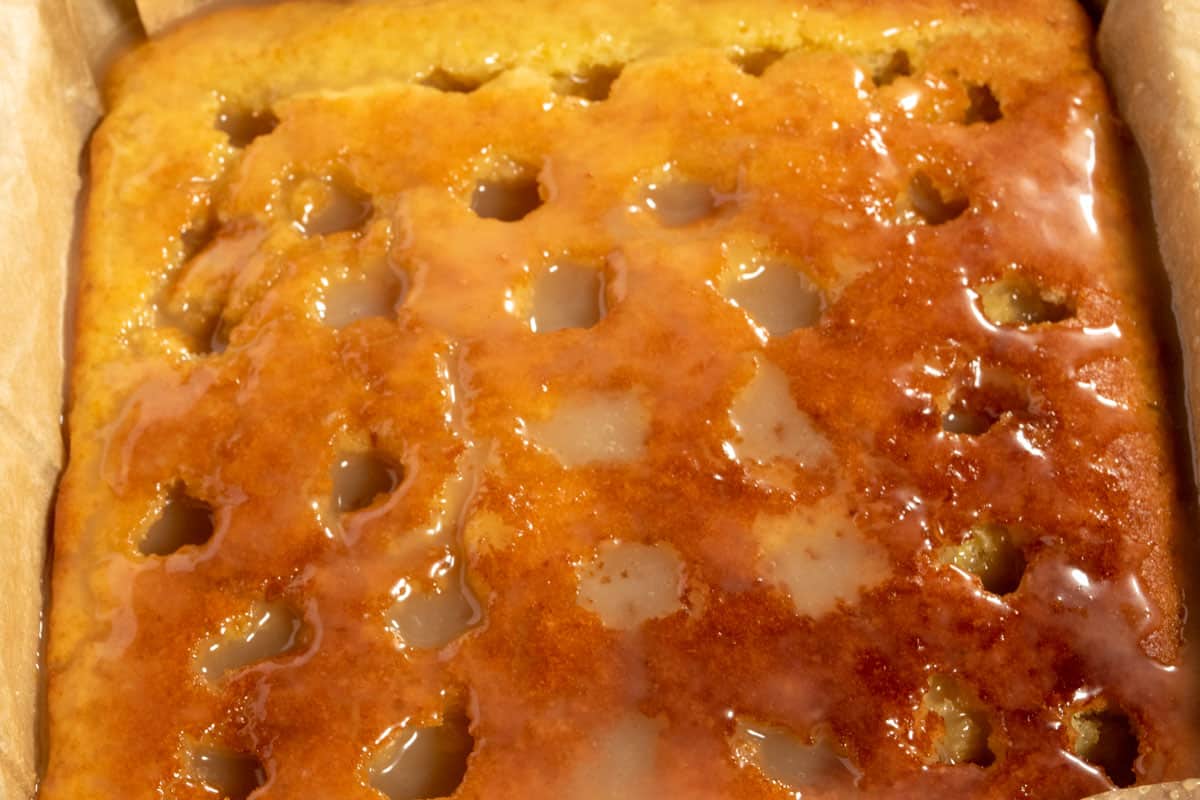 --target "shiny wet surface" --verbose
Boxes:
[46,2,1199,799]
